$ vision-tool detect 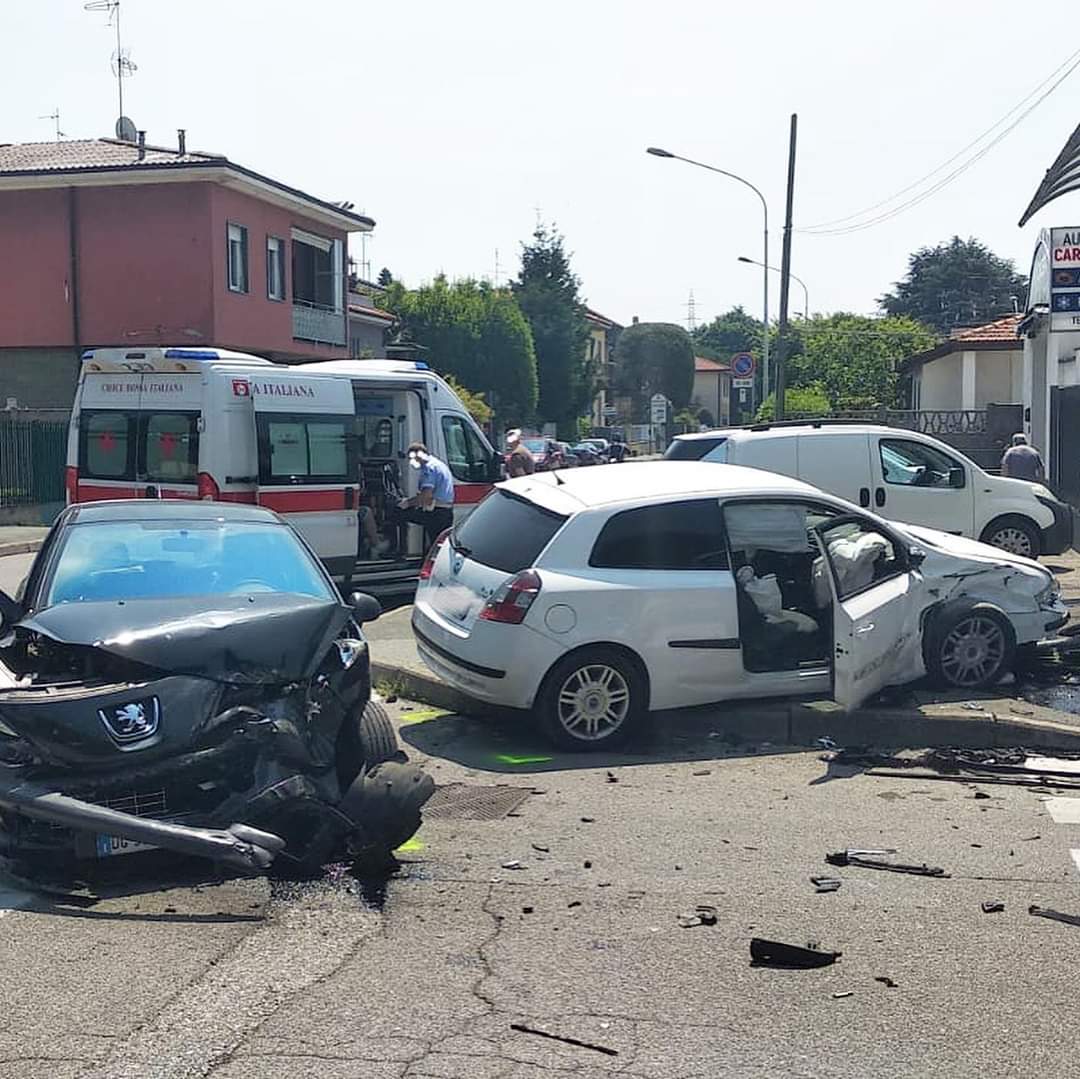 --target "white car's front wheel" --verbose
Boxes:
[925,602,1016,689]
[537,648,647,751]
